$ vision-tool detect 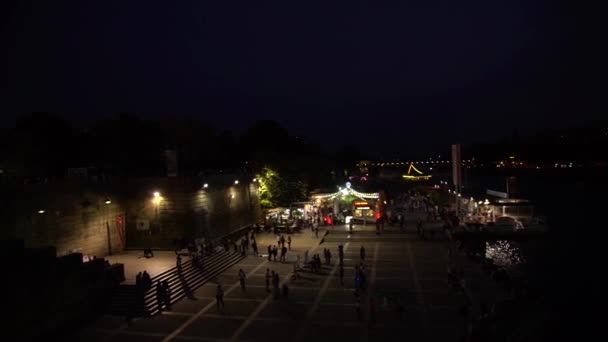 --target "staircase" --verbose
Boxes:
[107,284,140,317]
[106,250,244,317]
